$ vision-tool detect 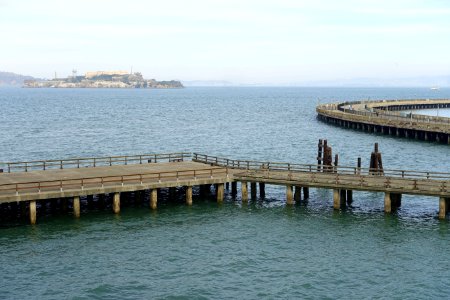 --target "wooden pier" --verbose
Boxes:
[1,152,449,224]
[316,99,450,144]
